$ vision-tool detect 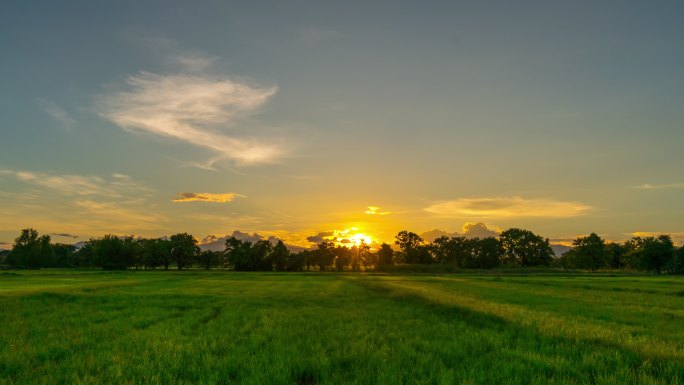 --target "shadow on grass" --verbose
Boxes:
[347,277,682,383]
